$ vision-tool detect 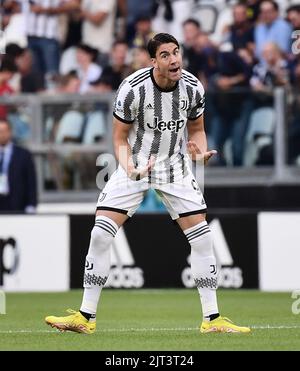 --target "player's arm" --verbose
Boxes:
[187,115,216,165]
[81,9,108,26]
[113,117,154,180]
